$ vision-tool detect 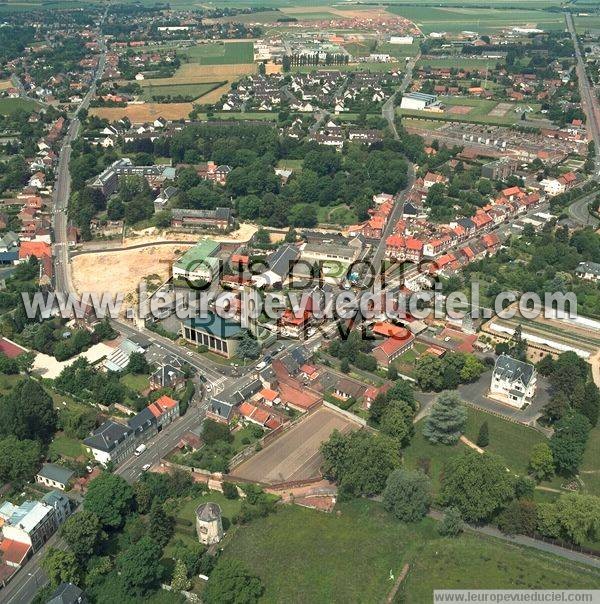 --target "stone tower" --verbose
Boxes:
[195,502,224,545]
